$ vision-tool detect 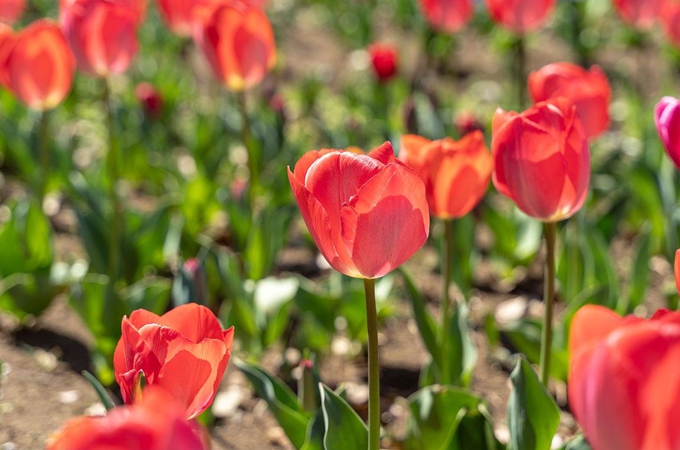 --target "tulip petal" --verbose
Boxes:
[341,163,429,278]
[158,303,224,343]
[368,141,397,164]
